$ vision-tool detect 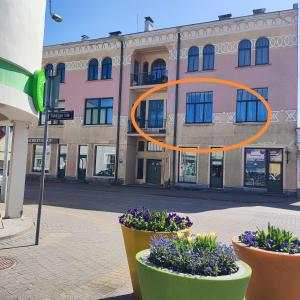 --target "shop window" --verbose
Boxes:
[186,91,213,123]
[32,145,51,172]
[137,159,144,179]
[244,149,266,187]
[84,98,113,125]
[236,88,268,122]
[94,145,116,177]
[178,151,197,183]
